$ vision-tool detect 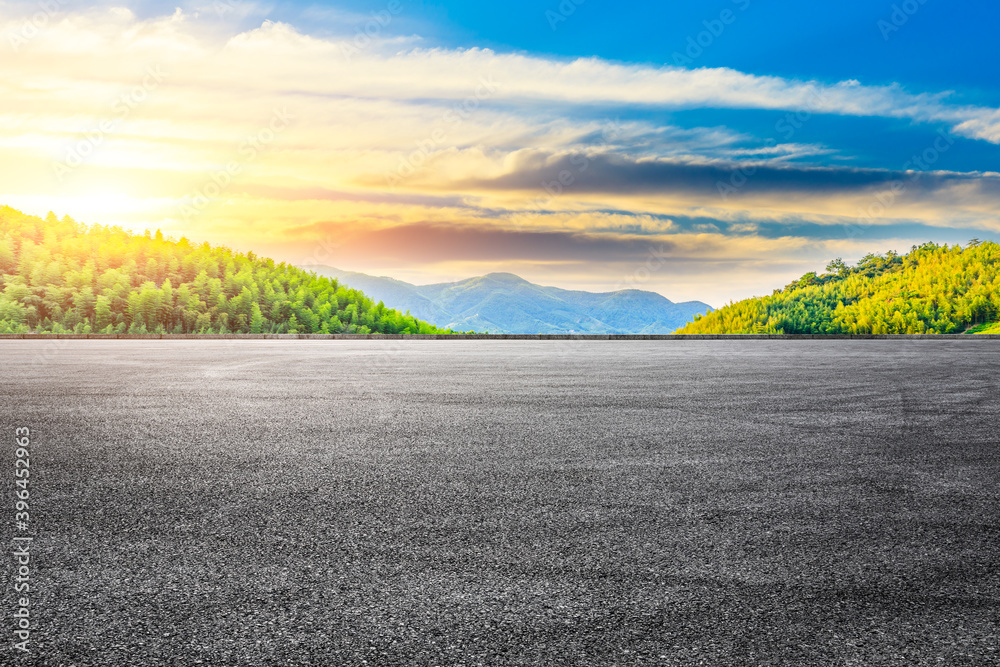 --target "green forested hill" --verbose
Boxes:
[677,241,1000,335]
[0,206,453,335]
